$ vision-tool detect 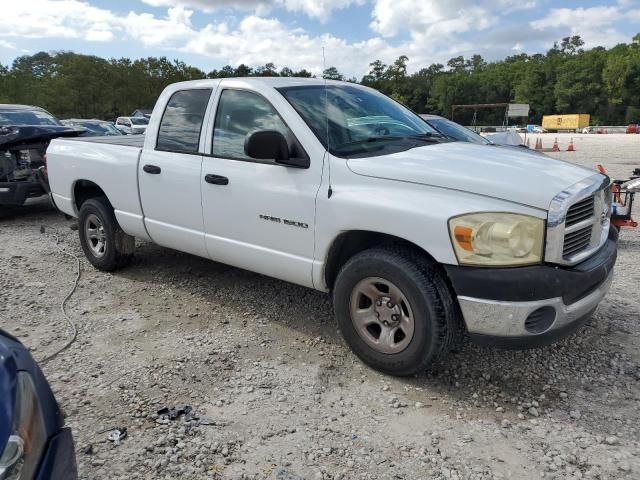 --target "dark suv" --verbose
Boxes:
[0,105,80,206]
